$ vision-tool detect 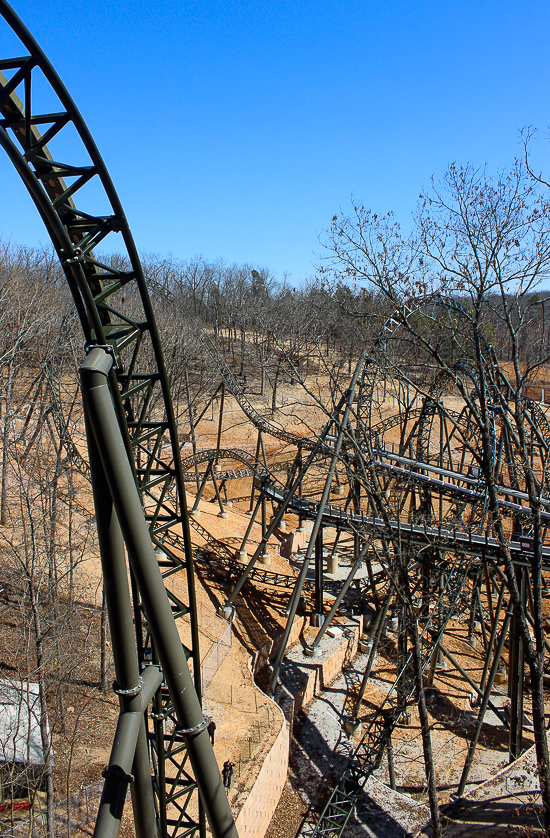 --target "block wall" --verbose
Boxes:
[234,714,289,838]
